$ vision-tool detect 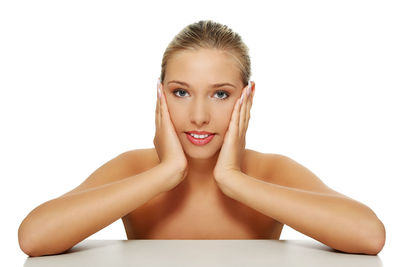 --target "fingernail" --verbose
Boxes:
[240,93,244,104]
[157,78,161,97]
[247,81,252,96]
